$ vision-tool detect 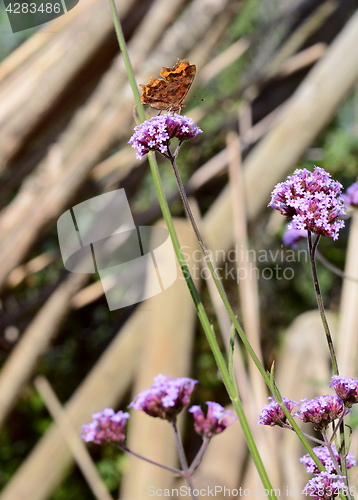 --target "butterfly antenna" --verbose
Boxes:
[187,96,205,106]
